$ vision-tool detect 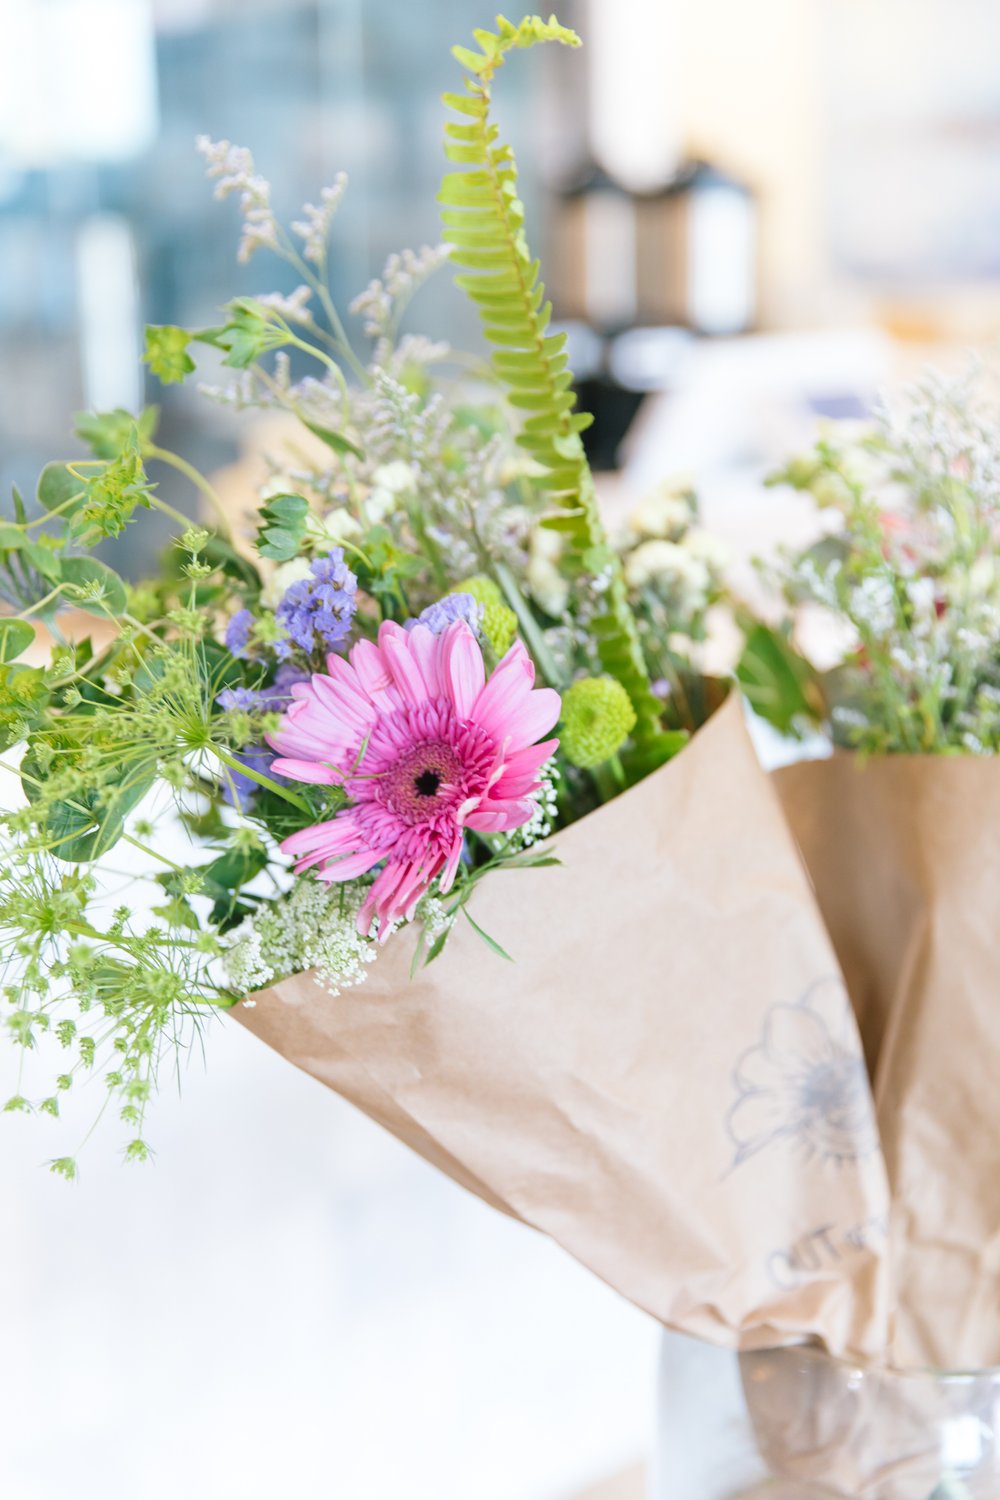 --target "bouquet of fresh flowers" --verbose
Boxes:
[1,19,894,1372]
[0,14,729,1171]
[741,363,1000,1376]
